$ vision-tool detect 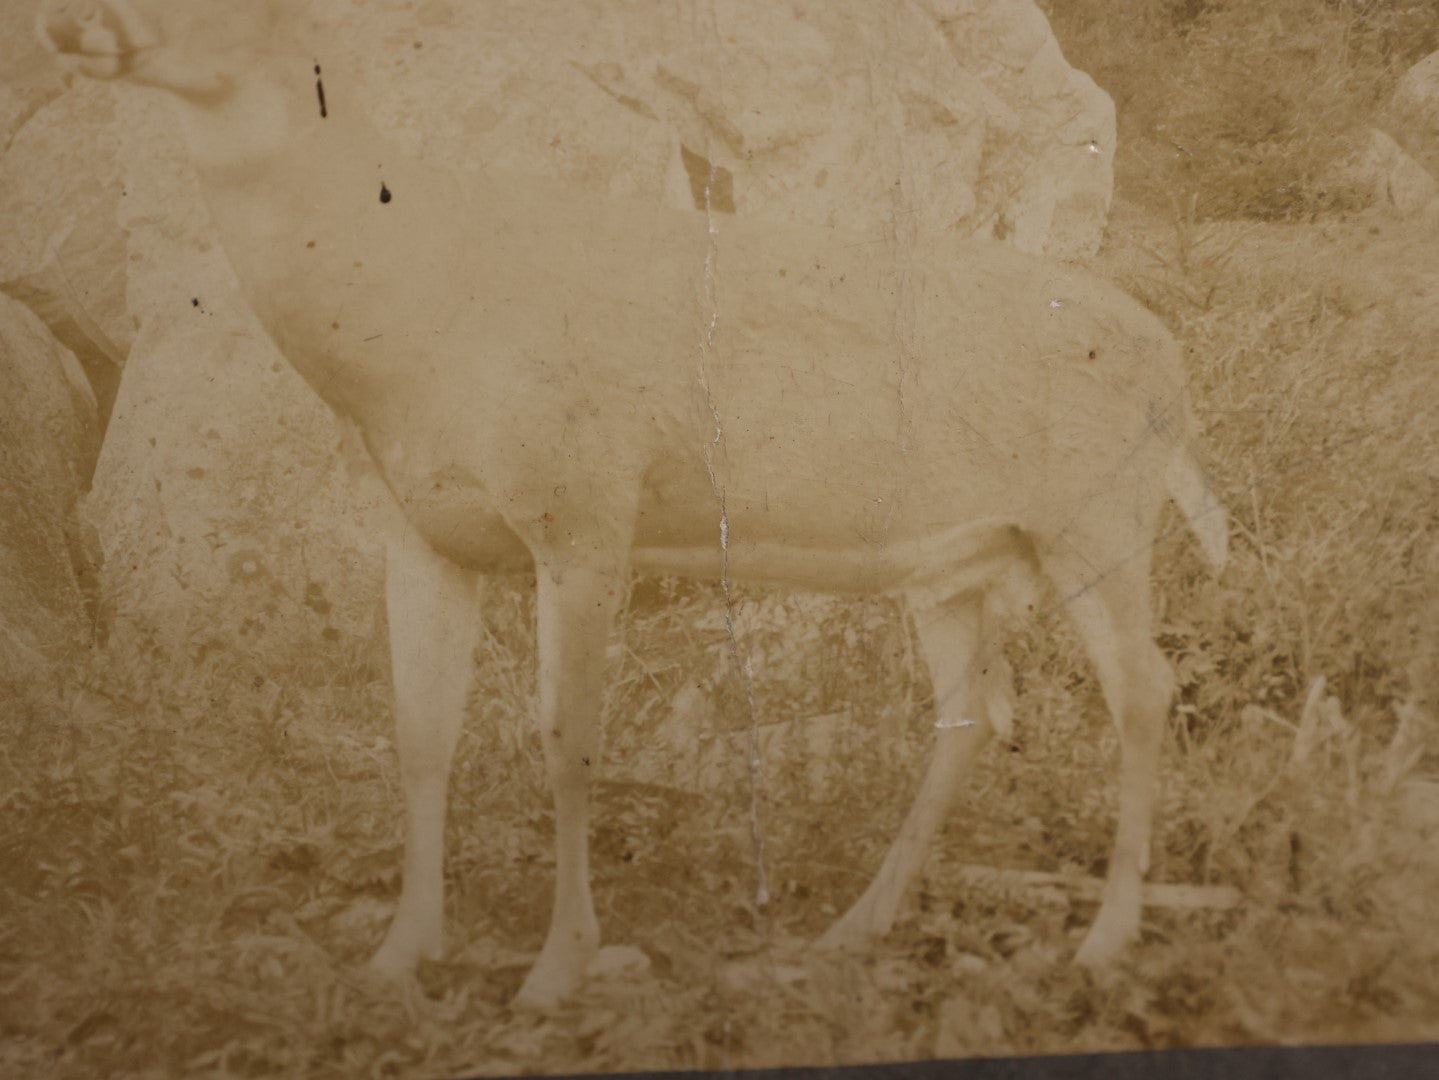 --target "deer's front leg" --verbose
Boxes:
[370,524,481,978]
[515,560,626,1009]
